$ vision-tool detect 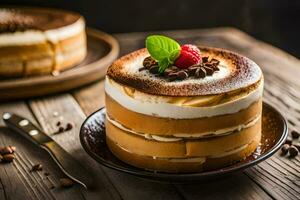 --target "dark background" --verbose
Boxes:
[1,0,300,58]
